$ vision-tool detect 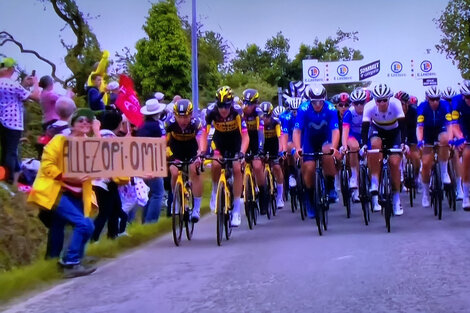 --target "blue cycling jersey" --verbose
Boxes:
[417,100,452,129]
[342,106,362,139]
[295,100,339,152]
[451,94,470,139]
[279,110,296,141]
